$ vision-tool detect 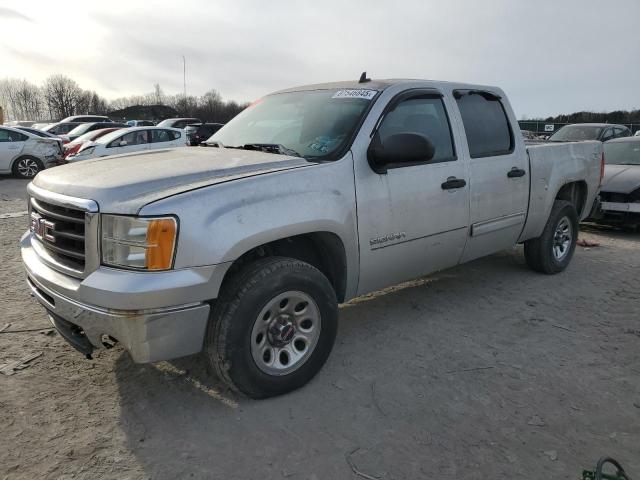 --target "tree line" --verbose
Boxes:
[528,110,640,125]
[0,75,248,123]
